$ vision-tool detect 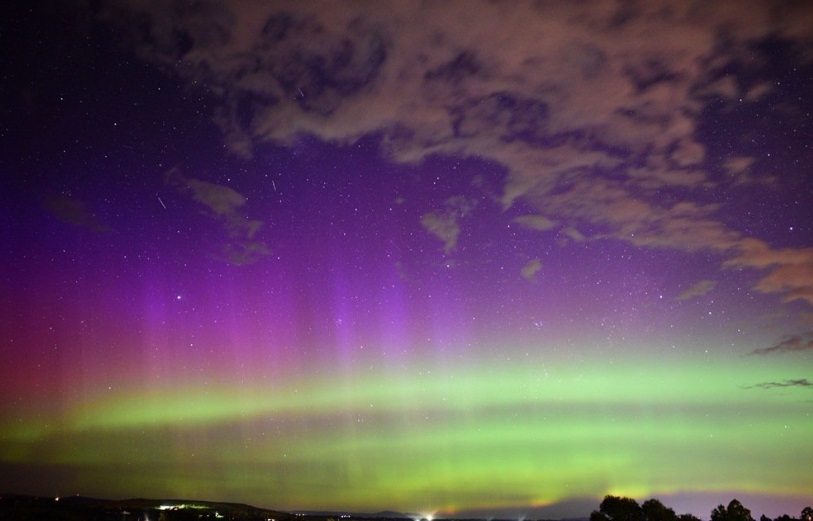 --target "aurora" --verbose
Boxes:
[1,1,811,519]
